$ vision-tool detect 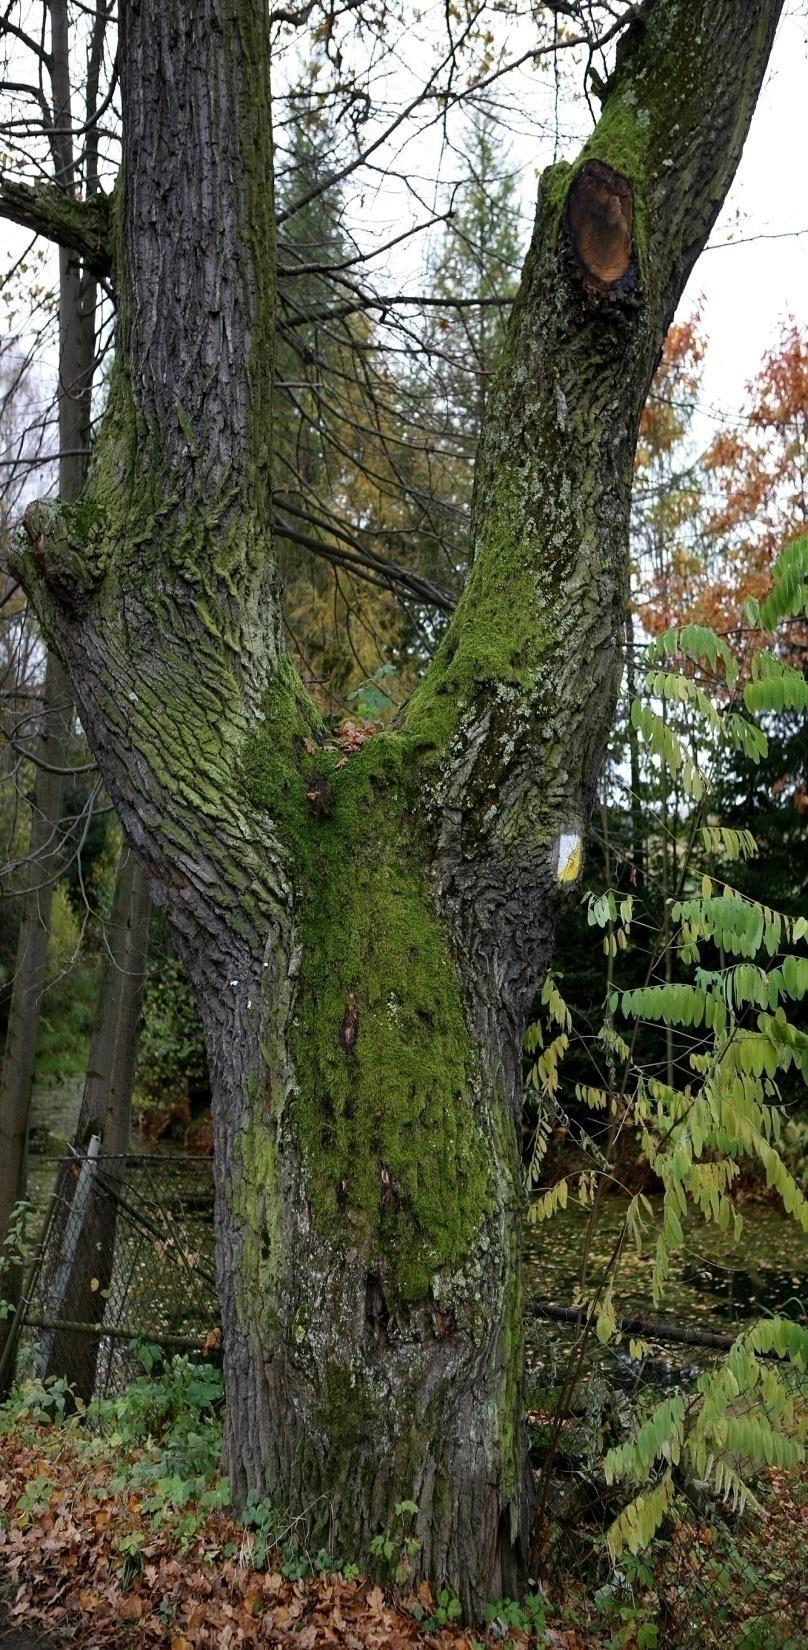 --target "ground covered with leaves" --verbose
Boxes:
[0,1362,574,1650]
[0,1359,804,1650]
